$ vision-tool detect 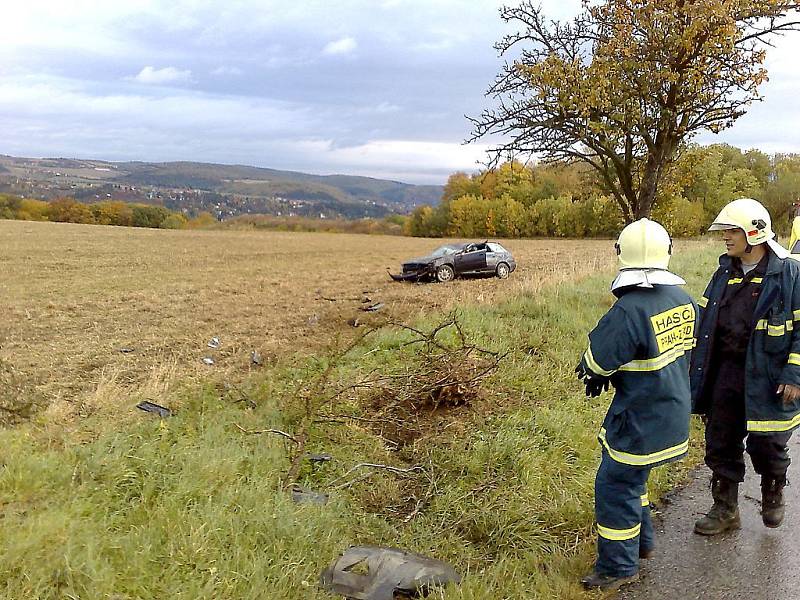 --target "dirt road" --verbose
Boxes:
[620,435,800,600]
